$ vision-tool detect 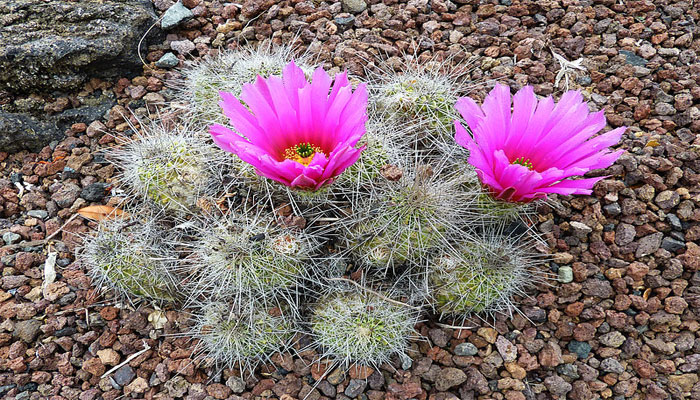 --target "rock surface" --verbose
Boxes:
[0,93,114,152]
[0,0,161,93]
